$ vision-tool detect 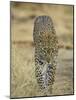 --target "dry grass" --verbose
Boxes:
[10,2,74,98]
[11,43,73,98]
